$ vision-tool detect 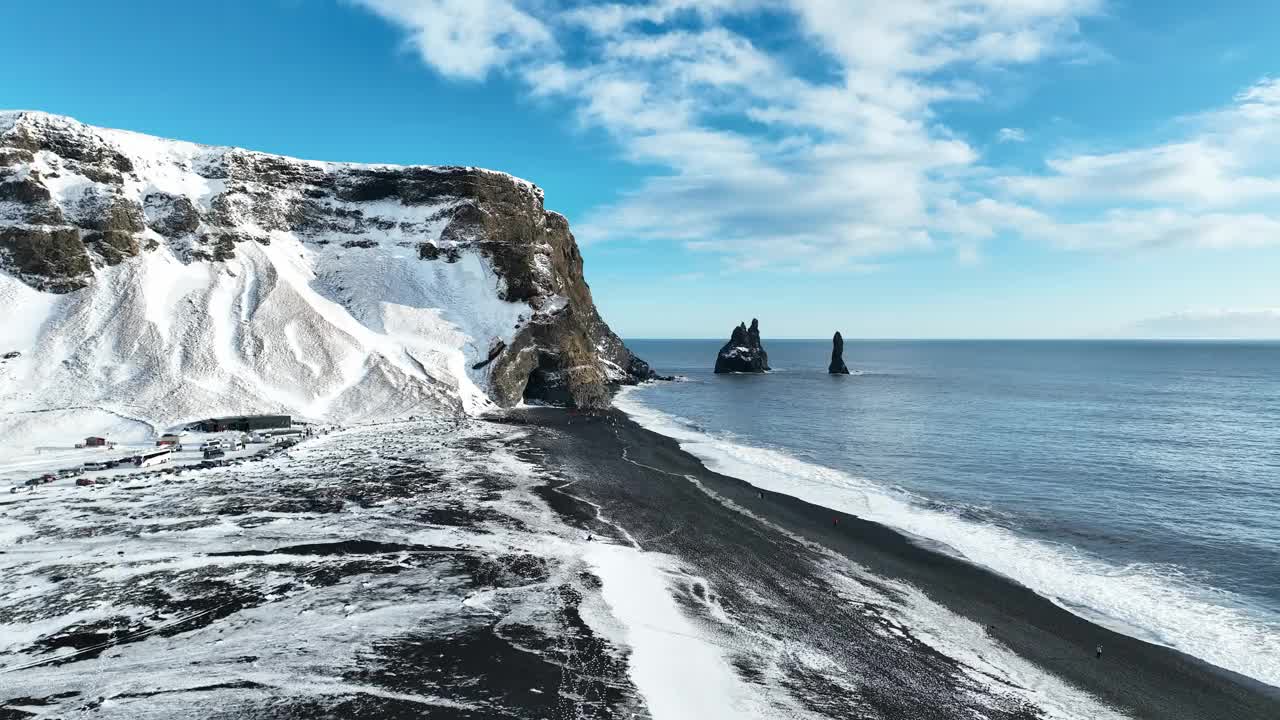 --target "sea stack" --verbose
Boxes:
[714,319,770,373]
[829,331,850,374]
